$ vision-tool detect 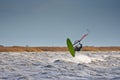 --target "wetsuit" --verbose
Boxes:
[74,43,82,51]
